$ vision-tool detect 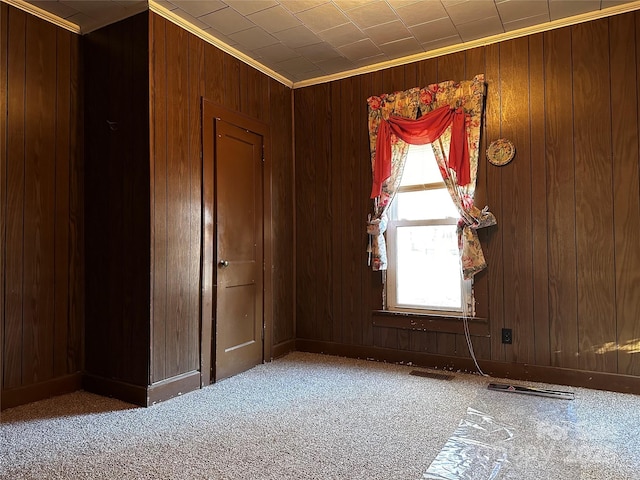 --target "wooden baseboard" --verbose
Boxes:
[272,339,296,360]
[147,371,201,406]
[1,373,83,410]
[295,339,640,395]
[84,371,202,407]
[83,374,149,406]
